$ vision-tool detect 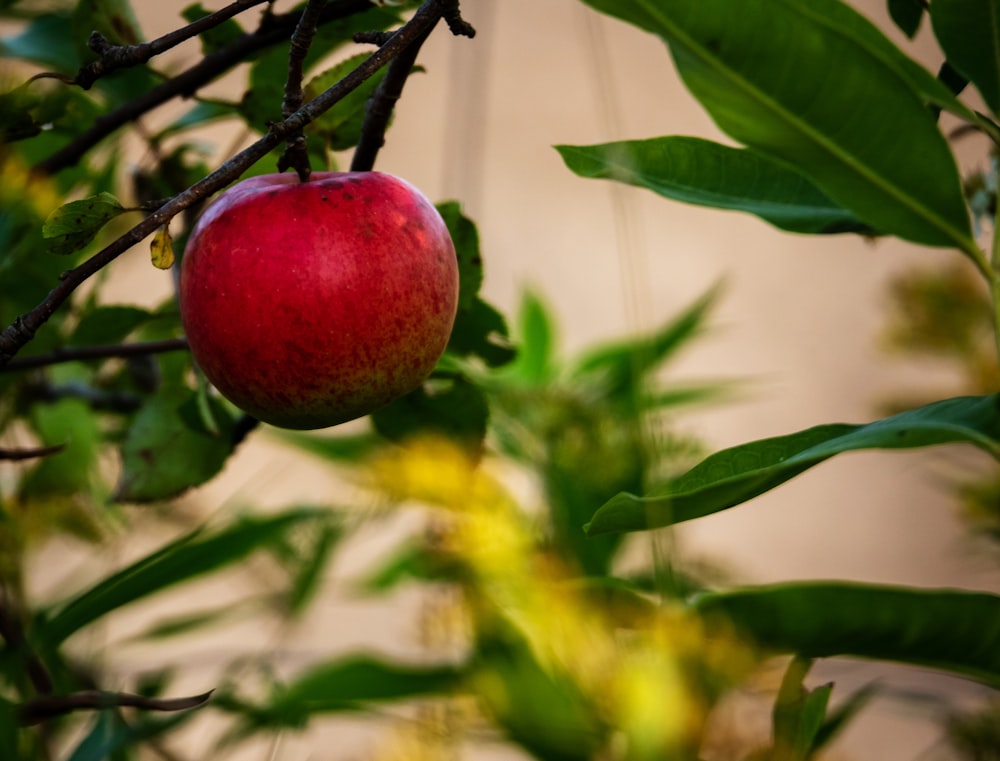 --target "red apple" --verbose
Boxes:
[179,171,459,430]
